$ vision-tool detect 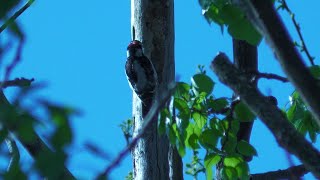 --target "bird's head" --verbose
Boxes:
[127,40,143,57]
